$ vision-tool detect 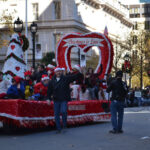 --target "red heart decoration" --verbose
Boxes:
[56,33,114,88]
[15,66,20,71]
[11,45,15,50]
